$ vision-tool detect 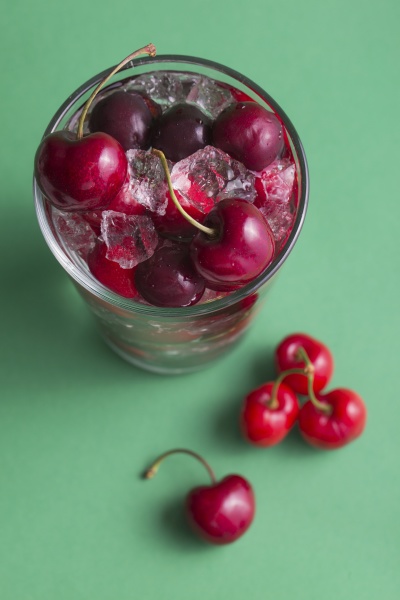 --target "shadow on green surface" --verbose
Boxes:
[157,495,213,552]
[0,212,156,399]
[211,347,278,452]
